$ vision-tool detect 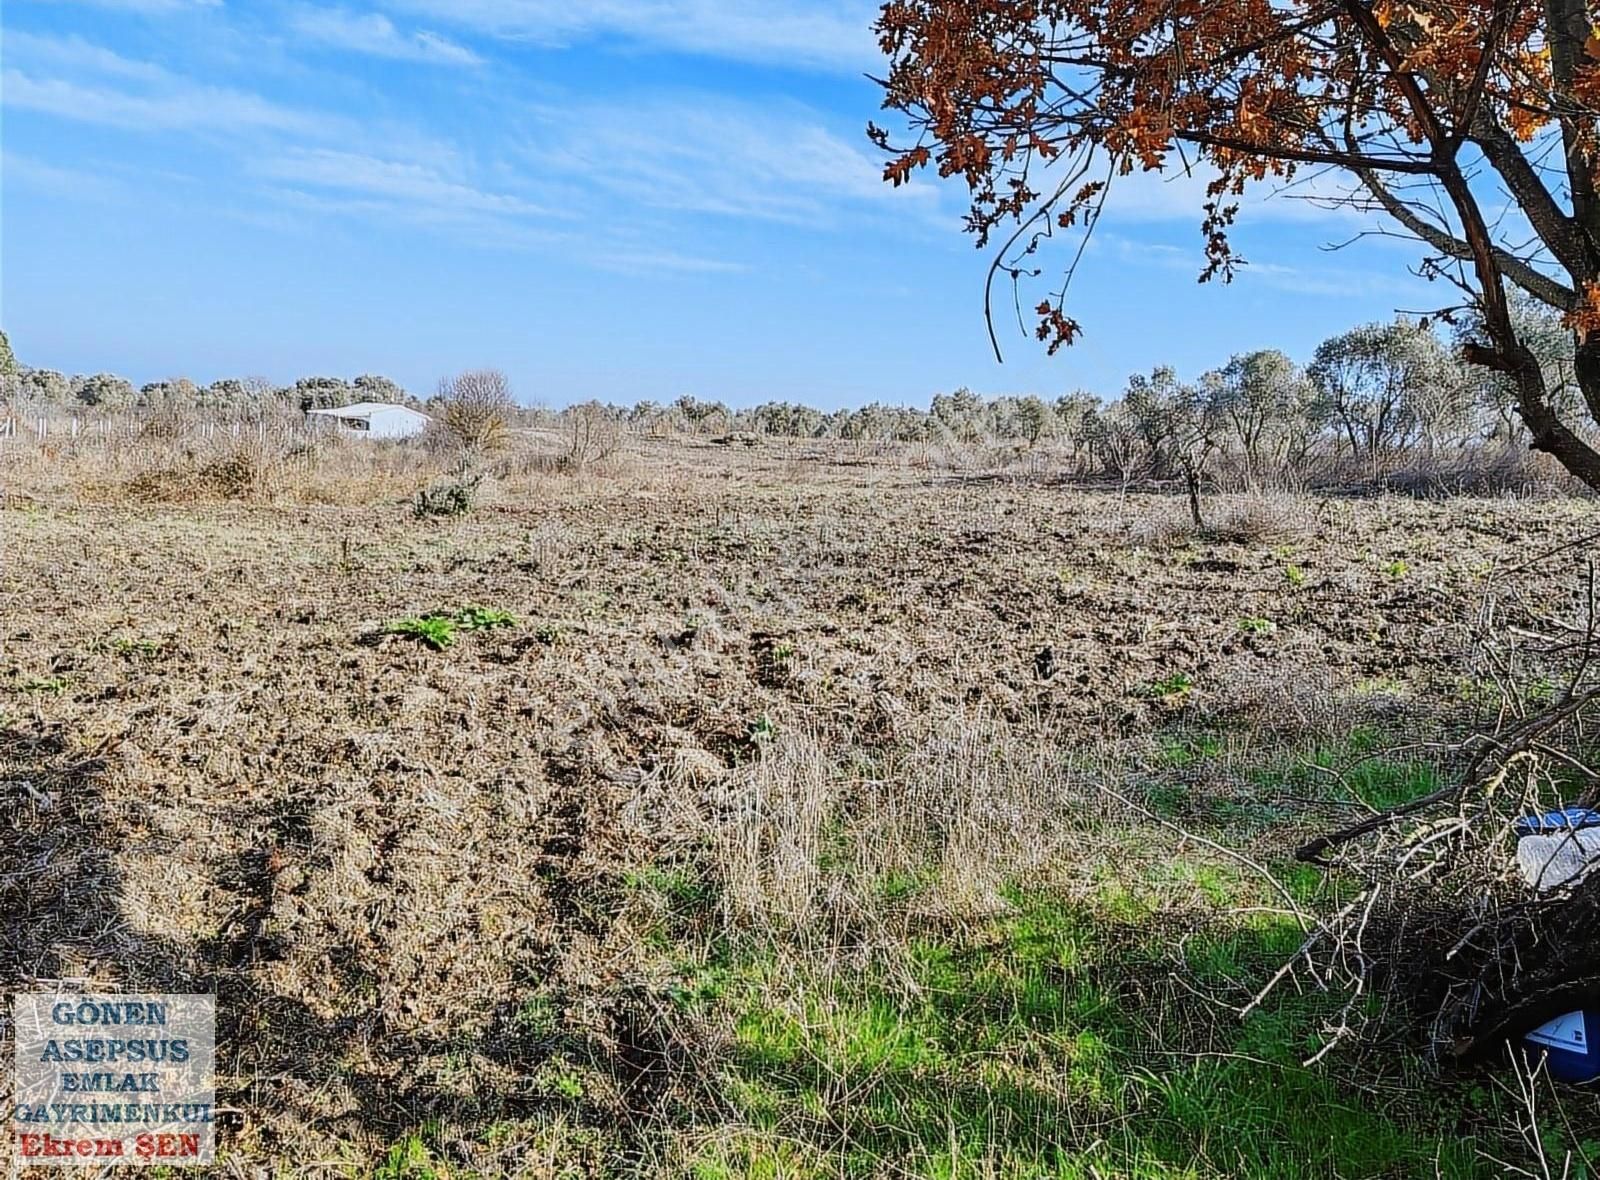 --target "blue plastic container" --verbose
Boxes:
[1522,1008,1600,1082]
[1514,808,1600,838]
